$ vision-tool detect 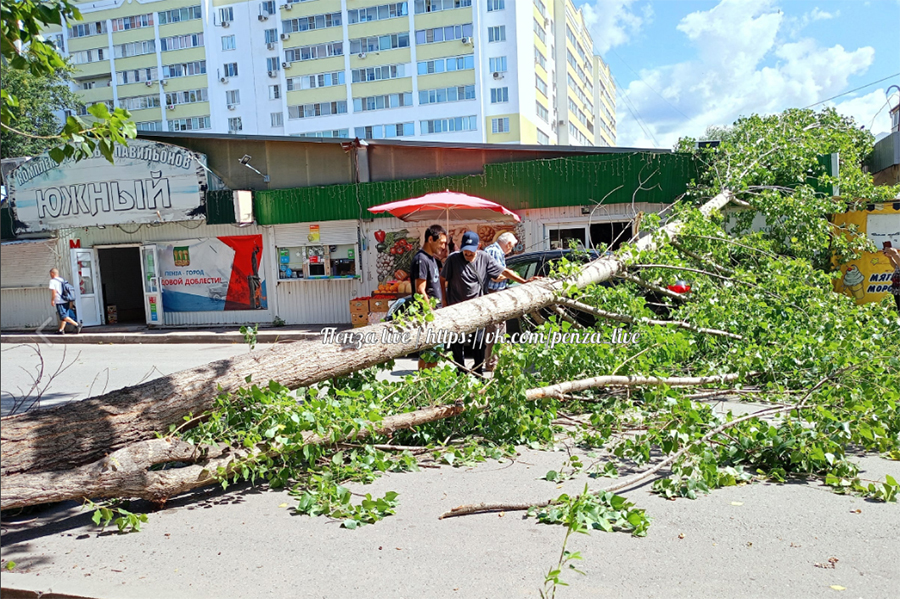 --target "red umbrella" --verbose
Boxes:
[368,191,521,226]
